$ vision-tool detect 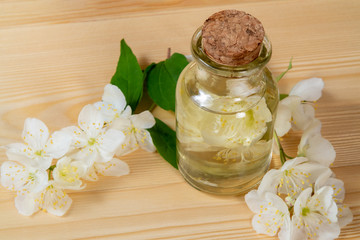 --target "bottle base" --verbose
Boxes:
[178,155,271,196]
